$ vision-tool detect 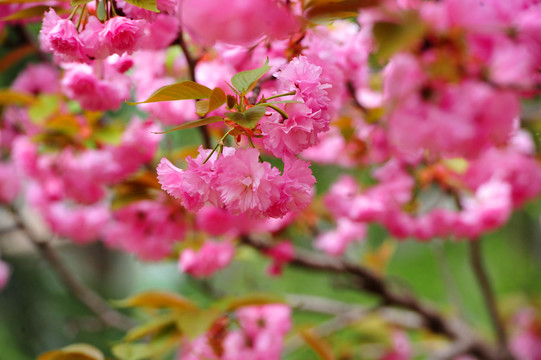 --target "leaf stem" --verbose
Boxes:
[264,91,296,101]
